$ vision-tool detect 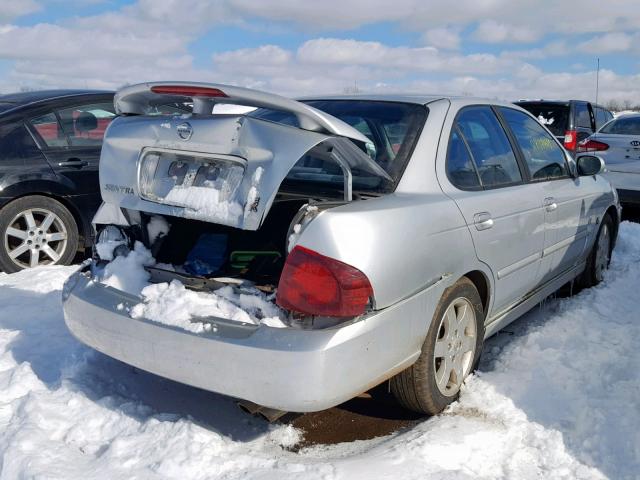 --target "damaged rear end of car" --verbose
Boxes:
[62,82,429,412]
